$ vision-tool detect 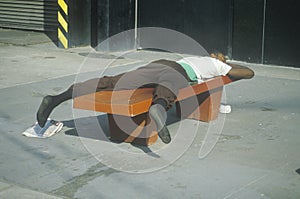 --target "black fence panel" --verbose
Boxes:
[138,0,230,55]
[183,0,231,54]
[92,0,300,66]
[232,0,264,63]
[264,0,300,67]
[68,0,91,47]
[138,0,184,32]
[95,0,135,51]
